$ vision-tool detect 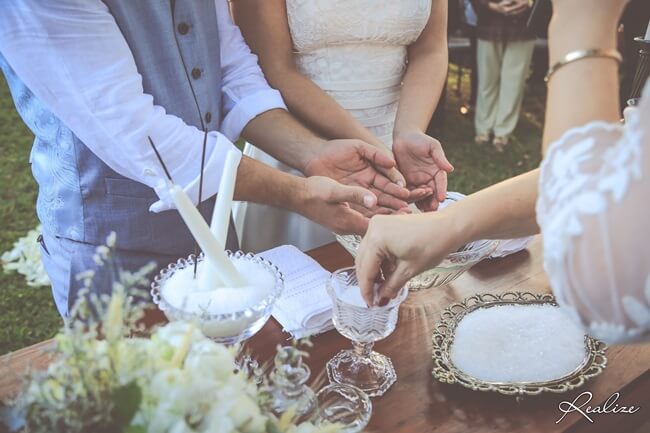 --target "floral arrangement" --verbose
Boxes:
[1,235,341,433]
[1,225,50,287]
